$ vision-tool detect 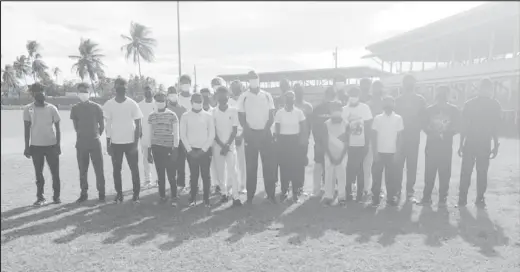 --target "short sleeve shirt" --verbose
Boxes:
[372,112,404,154]
[462,96,502,147]
[342,103,373,146]
[237,89,275,130]
[274,108,306,135]
[148,109,179,148]
[103,97,143,144]
[23,102,61,146]
[70,101,104,149]
[213,106,239,145]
